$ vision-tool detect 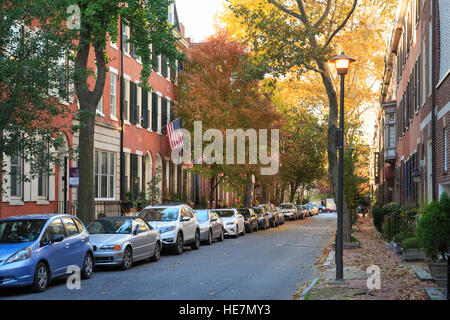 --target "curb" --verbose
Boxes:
[299,278,320,300]
[323,249,335,267]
